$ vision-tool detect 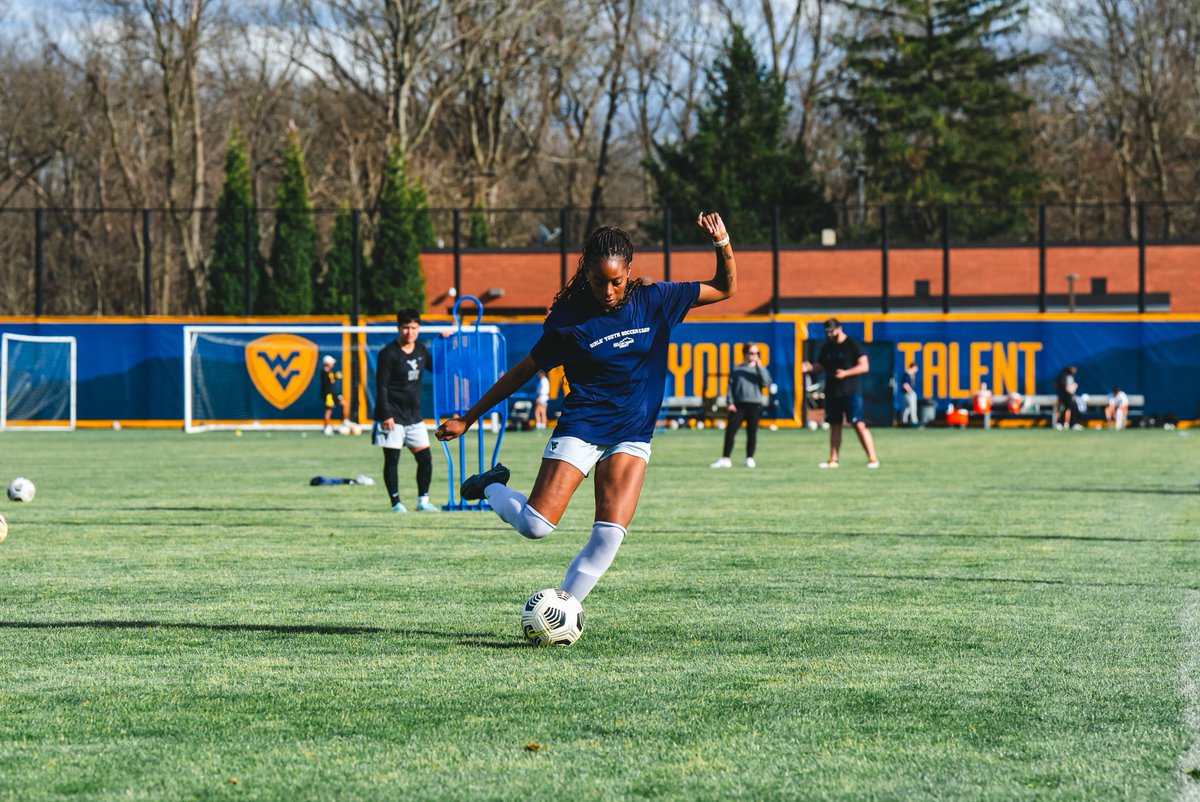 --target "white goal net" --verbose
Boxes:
[183,323,497,433]
[1,333,77,431]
